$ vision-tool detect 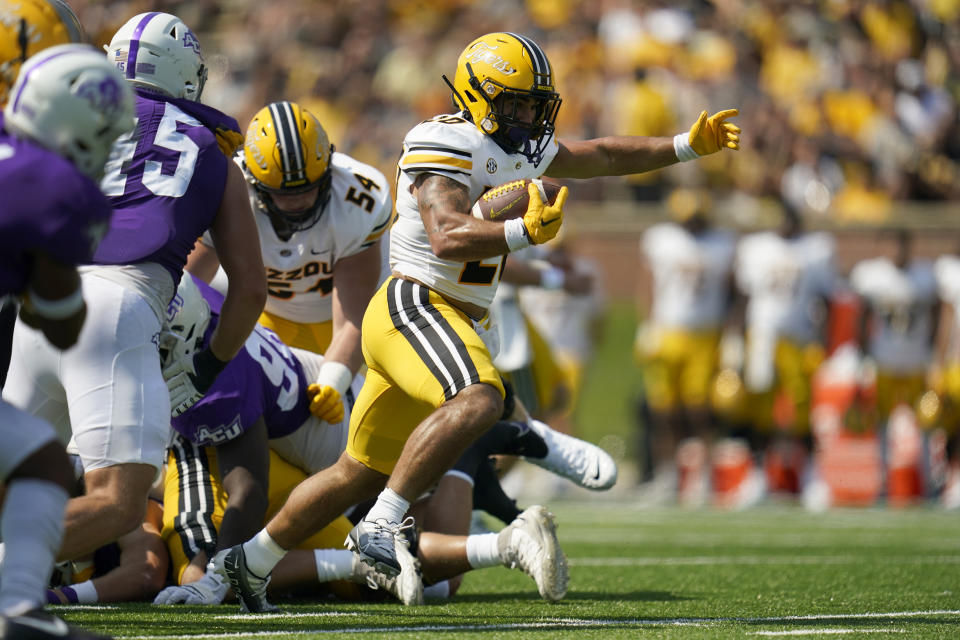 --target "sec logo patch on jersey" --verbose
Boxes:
[471,178,562,222]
